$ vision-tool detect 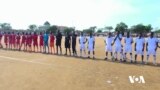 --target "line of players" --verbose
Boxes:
[104,31,160,65]
[0,30,159,65]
